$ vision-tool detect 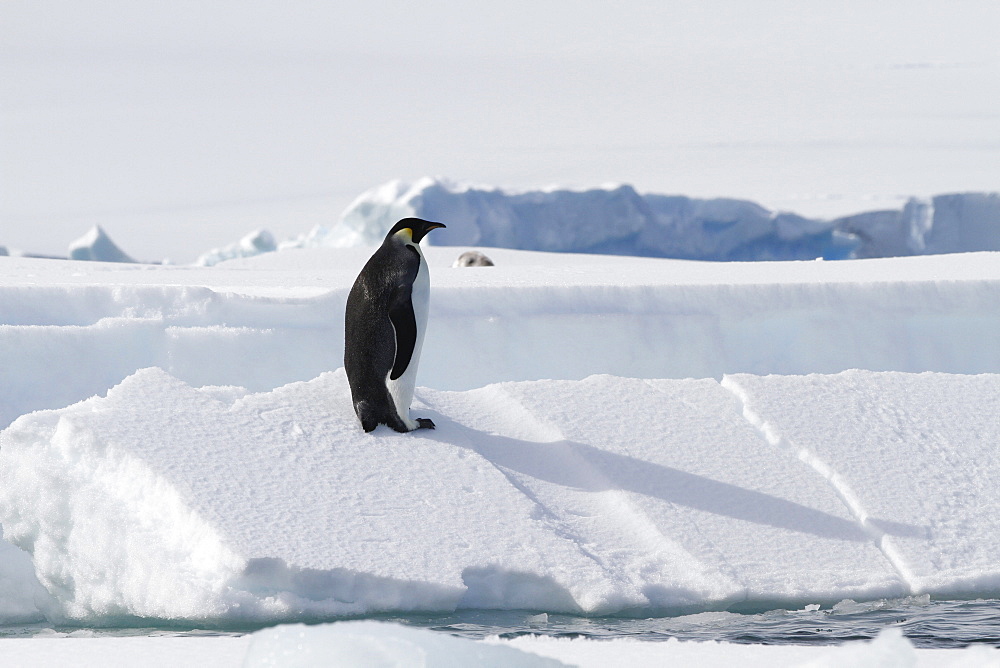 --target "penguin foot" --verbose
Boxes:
[415,418,436,430]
